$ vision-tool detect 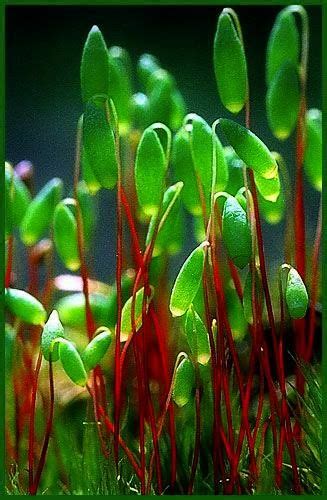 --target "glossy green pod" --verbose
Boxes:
[147,69,174,125]
[172,128,201,215]
[83,100,118,190]
[41,310,65,362]
[226,285,248,342]
[80,25,110,103]
[172,356,195,407]
[254,171,281,202]
[242,269,262,325]
[120,286,154,342]
[77,181,96,246]
[266,62,301,140]
[58,339,88,387]
[82,329,112,371]
[222,195,252,269]
[135,125,167,216]
[189,114,213,201]
[56,292,113,329]
[53,201,80,272]
[5,163,31,235]
[213,10,247,113]
[108,46,132,135]
[5,288,47,325]
[266,9,300,85]
[169,90,187,131]
[137,53,161,90]
[285,267,309,319]
[170,241,208,317]
[258,187,285,225]
[219,119,278,179]
[215,135,229,191]
[304,109,322,192]
[81,147,101,195]
[131,92,149,130]
[185,305,211,365]
[20,178,63,246]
